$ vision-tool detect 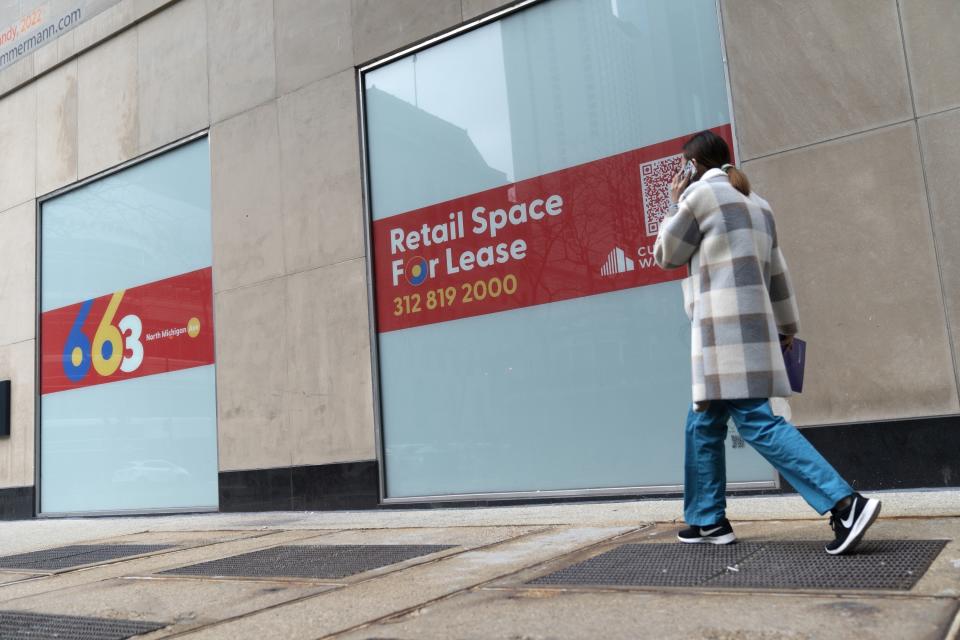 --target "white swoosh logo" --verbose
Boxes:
[840,498,858,528]
[701,527,723,536]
